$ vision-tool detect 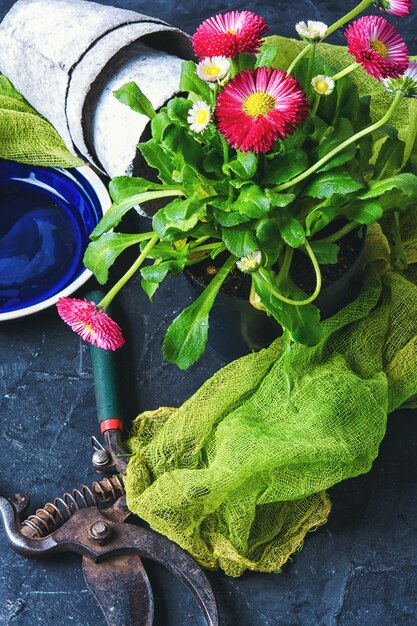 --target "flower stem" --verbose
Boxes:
[324,0,373,38]
[311,94,320,117]
[276,90,404,192]
[306,43,316,88]
[317,221,361,244]
[277,246,294,289]
[287,44,313,75]
[191,242,225,253]
[257,239,322,306]
[332,61,360,81]
[99,234,159,310]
